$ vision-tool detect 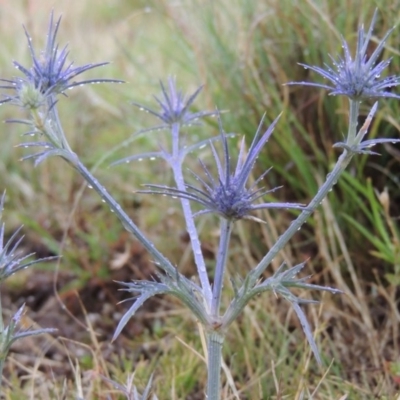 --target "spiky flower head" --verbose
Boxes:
[142,114,306,221]
[288,10,400,100]
[111,77,218,167]
[0,192,57,282]
[132,77,215,127]
[0,11,122,106]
